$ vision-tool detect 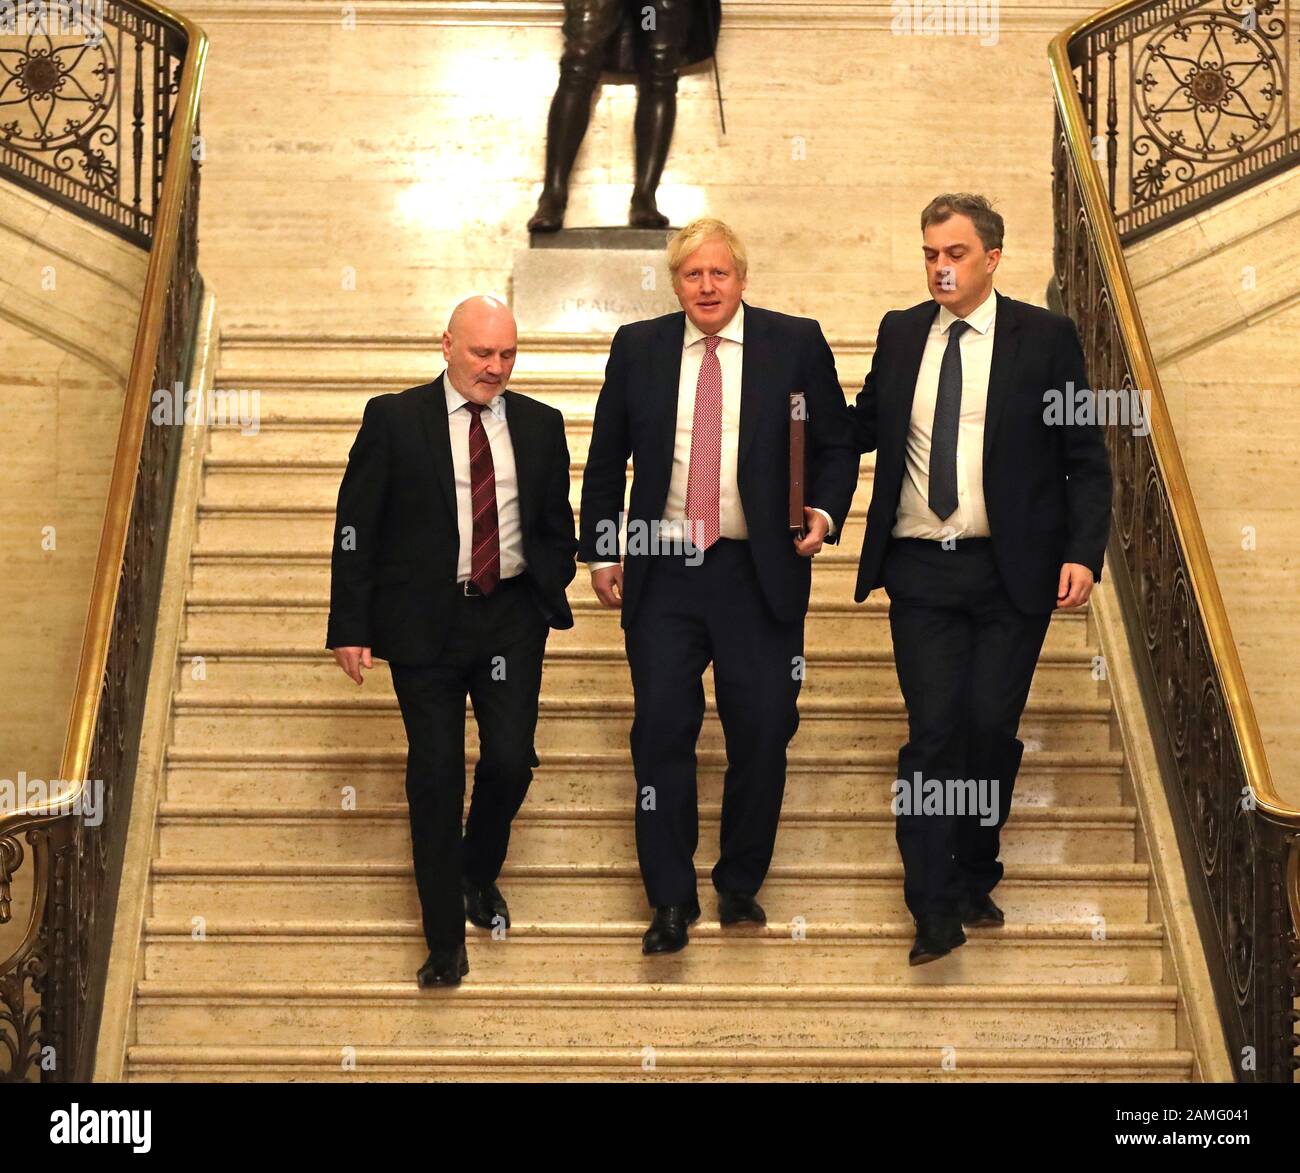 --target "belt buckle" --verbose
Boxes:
[462,580,482,597]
